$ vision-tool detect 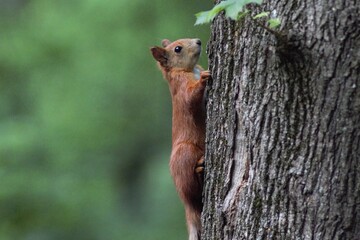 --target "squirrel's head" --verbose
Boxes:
[151,38,202,71]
